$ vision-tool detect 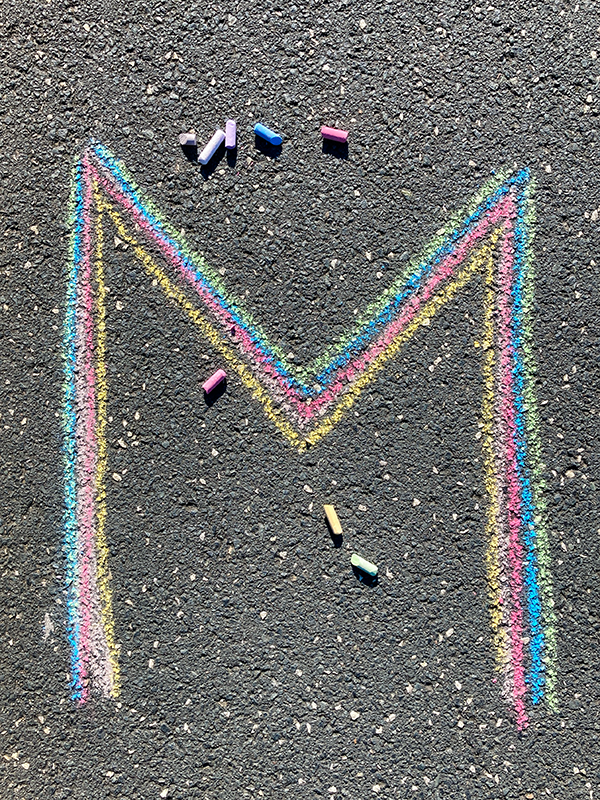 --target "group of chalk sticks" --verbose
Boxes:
[324,504,378,579]
[179,121,350,165]
[203,368,378,581]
